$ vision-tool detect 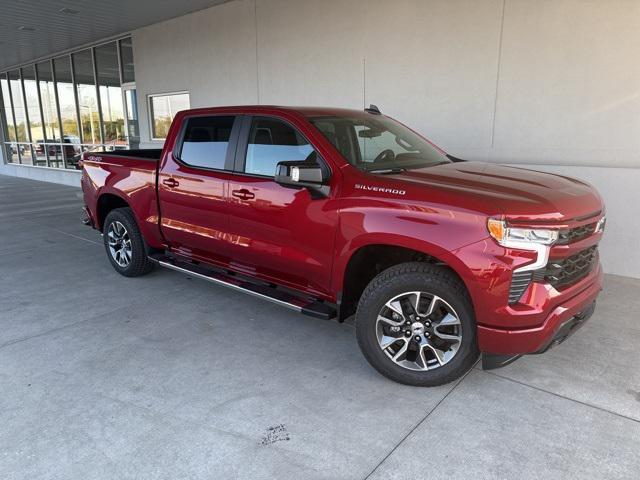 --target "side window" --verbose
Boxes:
[245,117,314,176]
[313,119,359,165]
[179,116,235,170]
